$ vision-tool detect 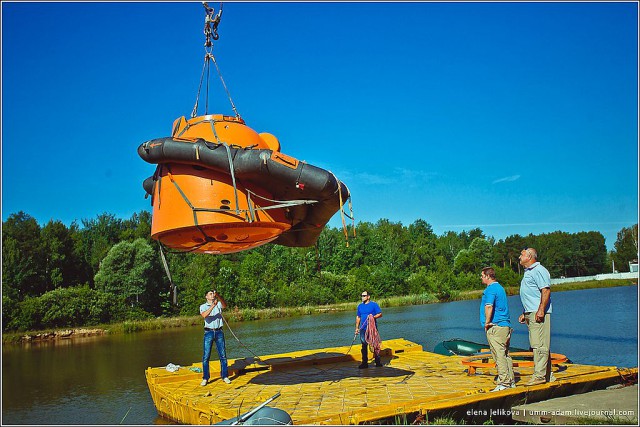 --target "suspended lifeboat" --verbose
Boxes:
[138,114,350,255]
